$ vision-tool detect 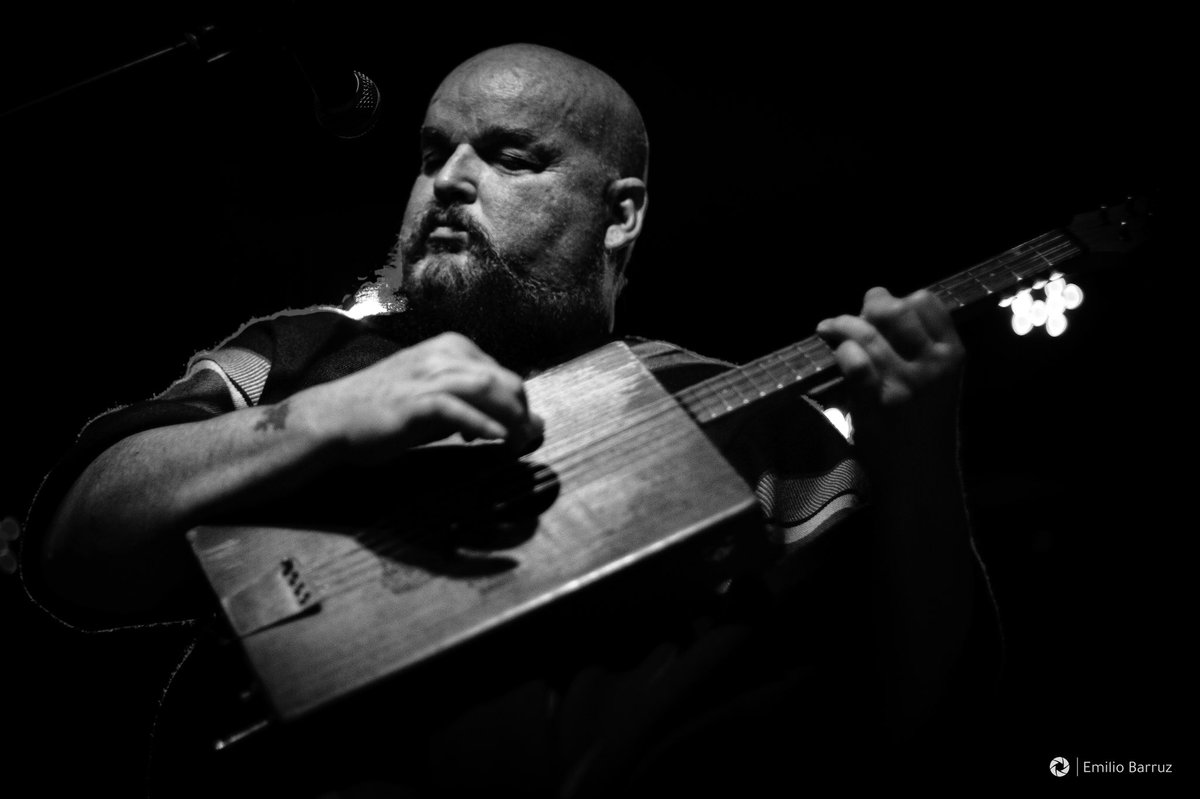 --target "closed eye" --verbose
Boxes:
[493,149,542,171]
[419,127,453,174]
[421,146,451,174]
